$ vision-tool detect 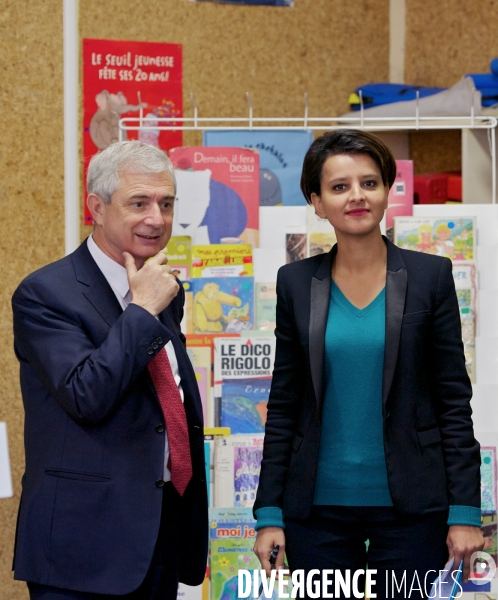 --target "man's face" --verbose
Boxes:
[88,170,175,269]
